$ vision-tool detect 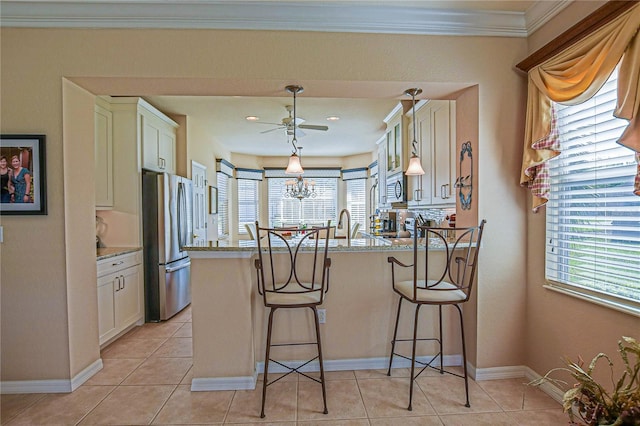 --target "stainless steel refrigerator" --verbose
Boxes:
[142,170,193,322]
